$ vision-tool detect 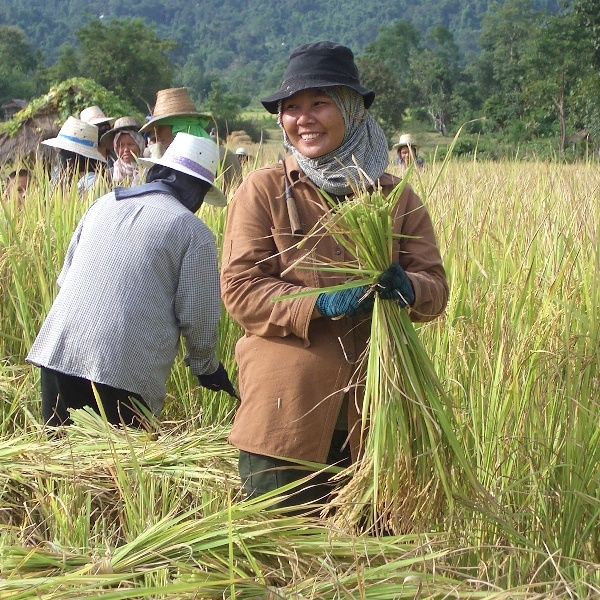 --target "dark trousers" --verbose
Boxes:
[41,366,150,427]
[238,429,352,511]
